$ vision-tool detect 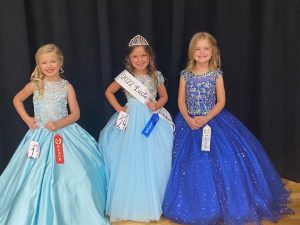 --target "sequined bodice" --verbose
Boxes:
[33,79,68,127]
[124,71,164,99]
[181,69,222,116]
